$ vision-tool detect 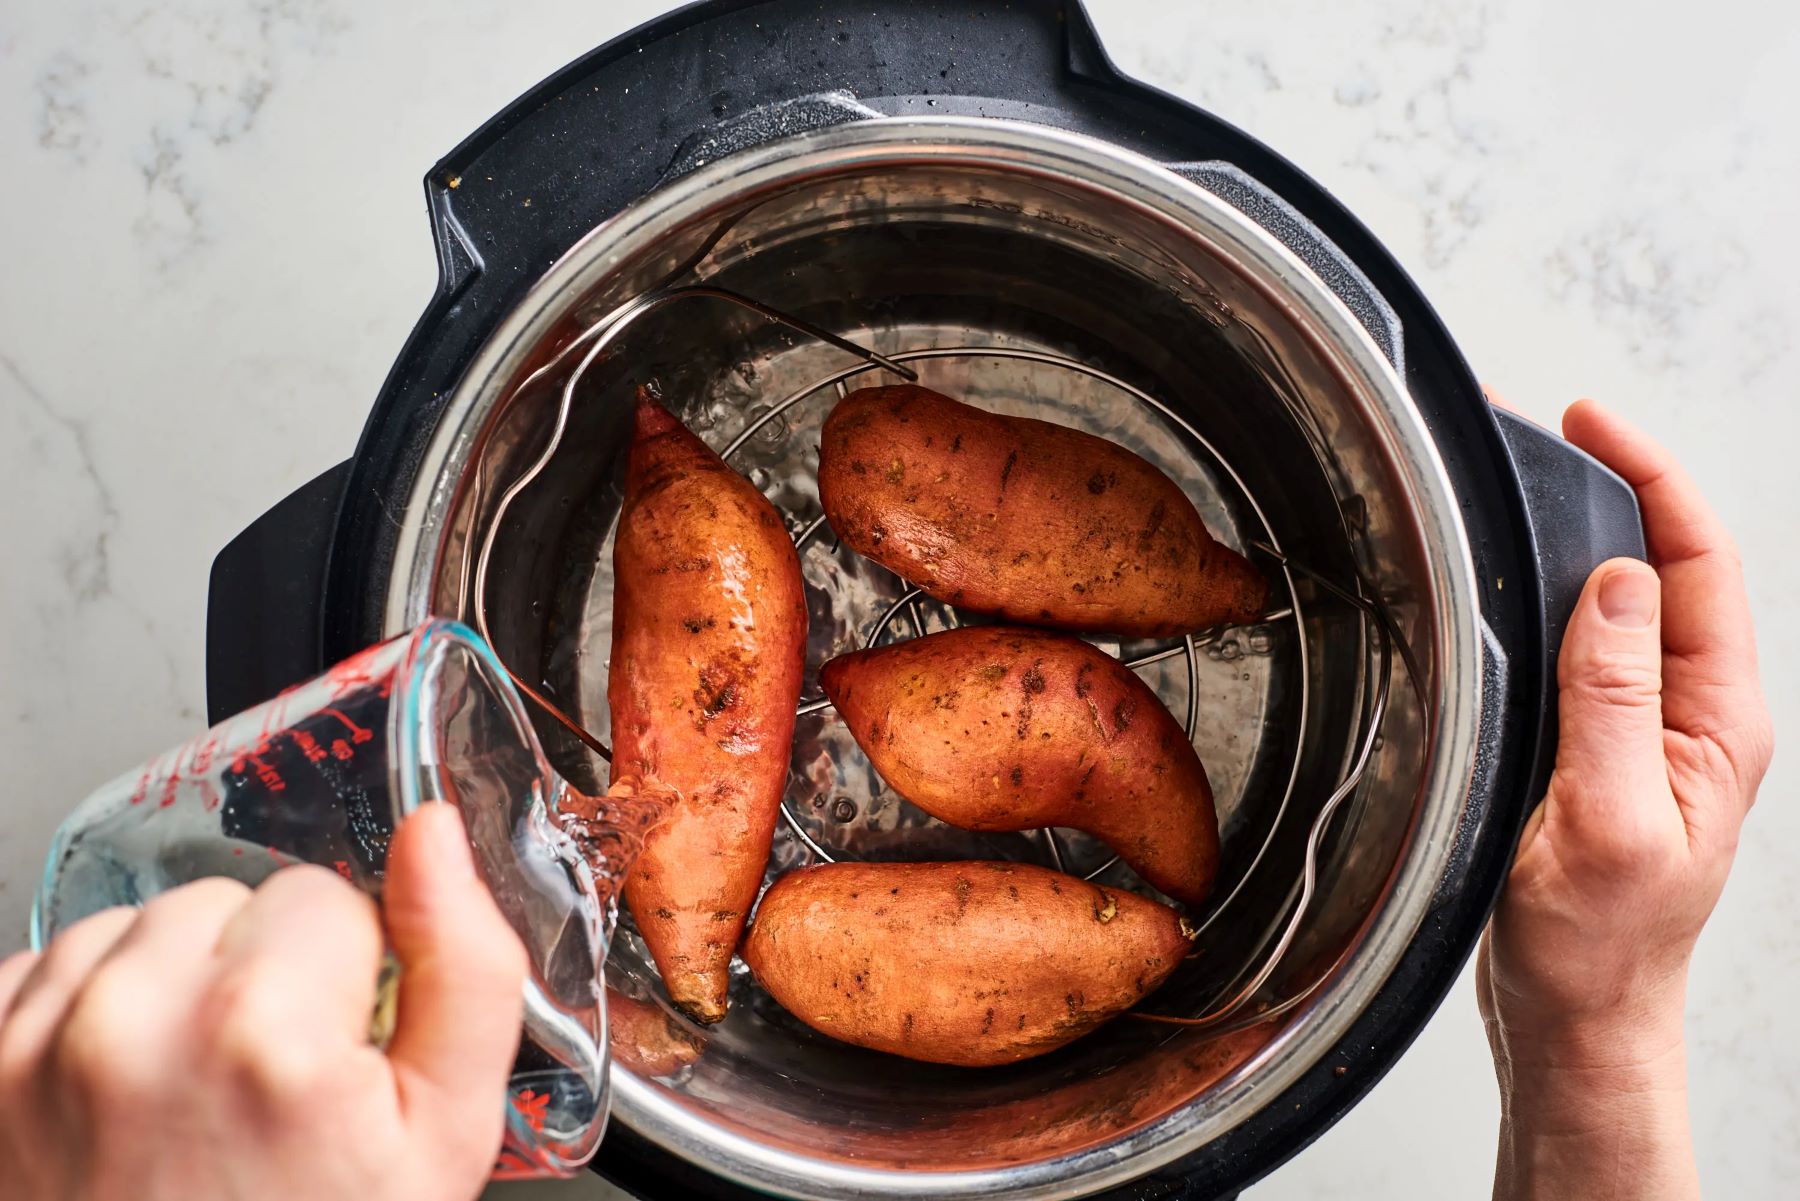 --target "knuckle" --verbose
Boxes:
[1675,715,1775,804]
[206,970,329,1108]
[1567,652,1661,708]
[1544,781,1681,875]
[49,972,158,1102]
[135,878,251,936]
[266,864,379,929]
[264,862,355,900]
[1581,827,1678,879]
[30,910,133,985]
[154,875,253,914]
